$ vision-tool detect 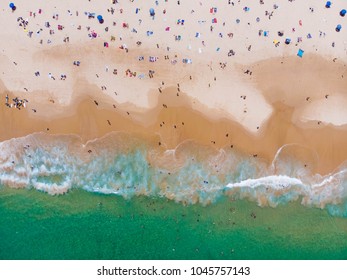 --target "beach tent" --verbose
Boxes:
[325,1,331,8]
[340,9,346,17]
[336,24,342,32]
[297,49,304,58]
